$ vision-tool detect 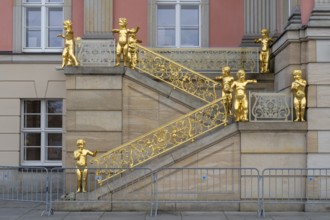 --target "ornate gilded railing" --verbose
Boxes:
[91,98,227,185]
[151,47,259,73]
[136,44,220,103]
